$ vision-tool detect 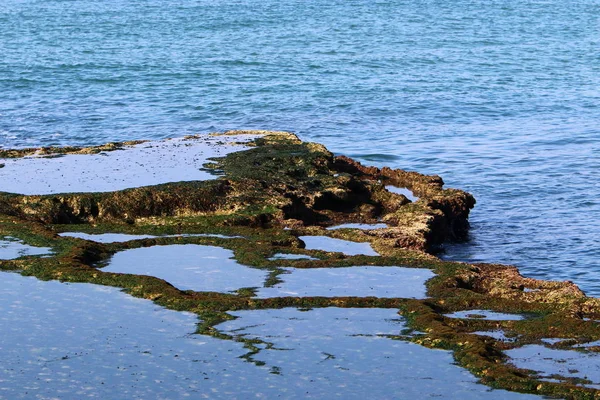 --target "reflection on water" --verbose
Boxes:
[102,244,267,293]
[217,308,538,399]
[268,253,318,261]
[0,237,52,260]
[473,331,519,343]
[0,271,256,399]
[507,345,600,389]
[444,310,526,321]
[59,232,241,243]
[60,232,157,242]
[256,266,434,299]
[327,223,389,230]
[385,186,419,202]
[0,135,254,195]
[0,273,539,399]
[299,236,379,256]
